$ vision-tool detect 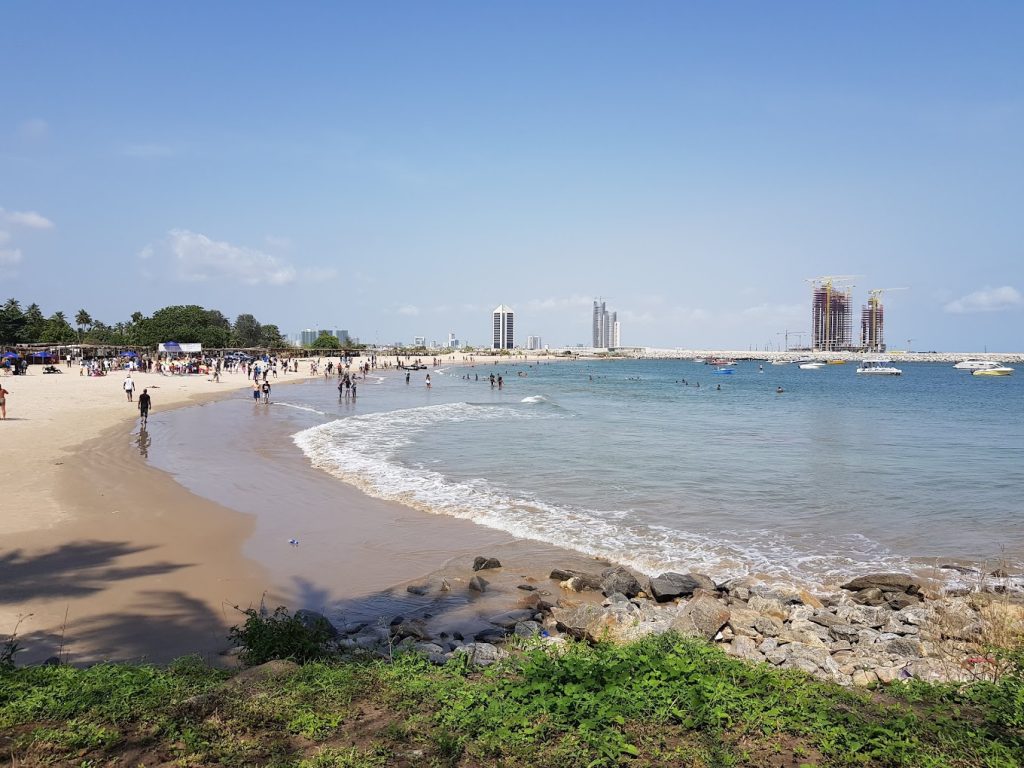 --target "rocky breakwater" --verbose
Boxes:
[303,557,1021,687]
